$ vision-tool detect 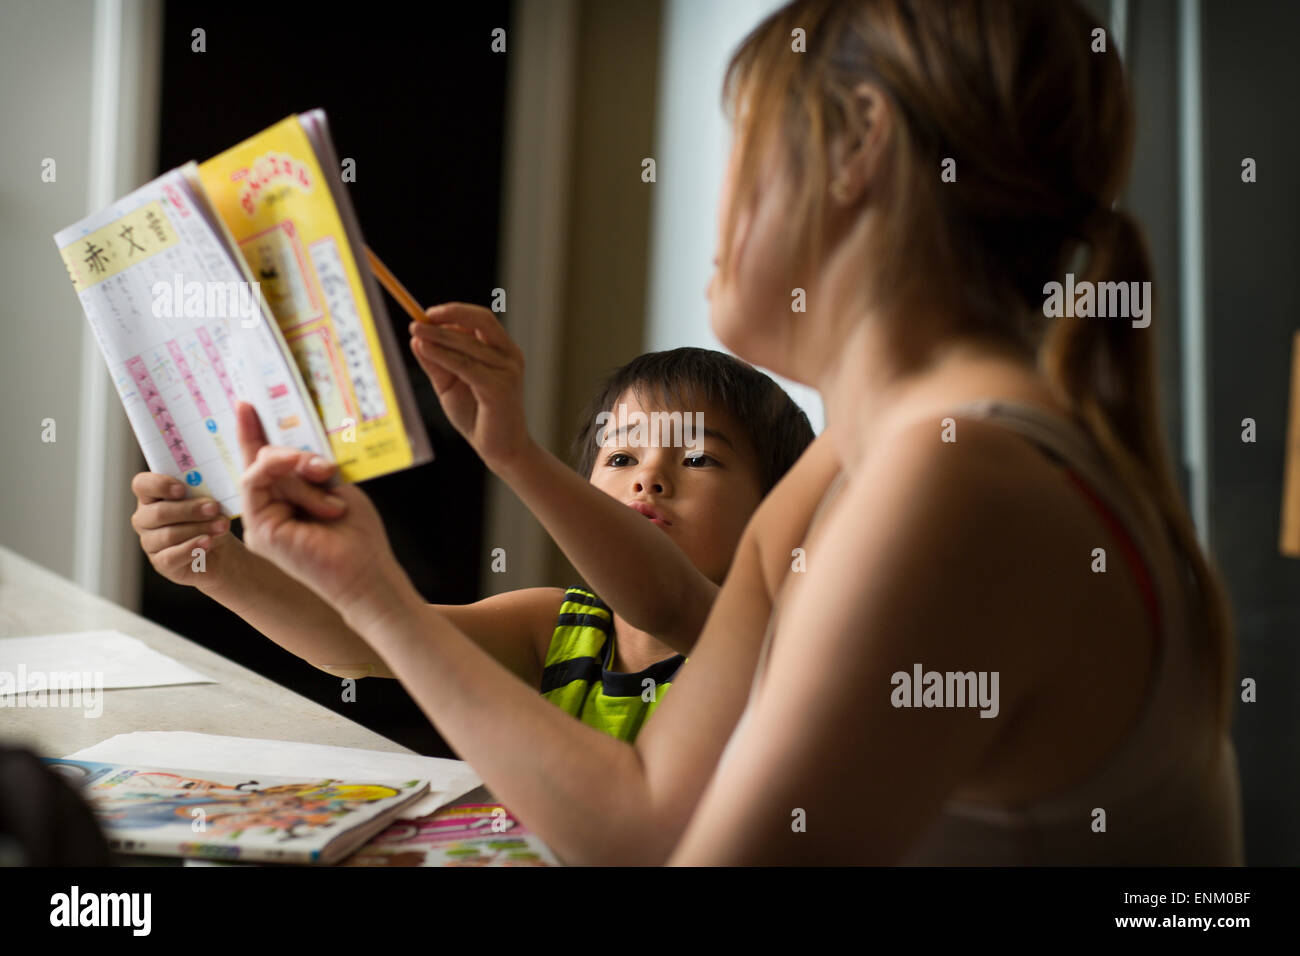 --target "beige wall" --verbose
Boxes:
[0,1,93,578]
[544,0,663,587]
[0,0,161,607]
